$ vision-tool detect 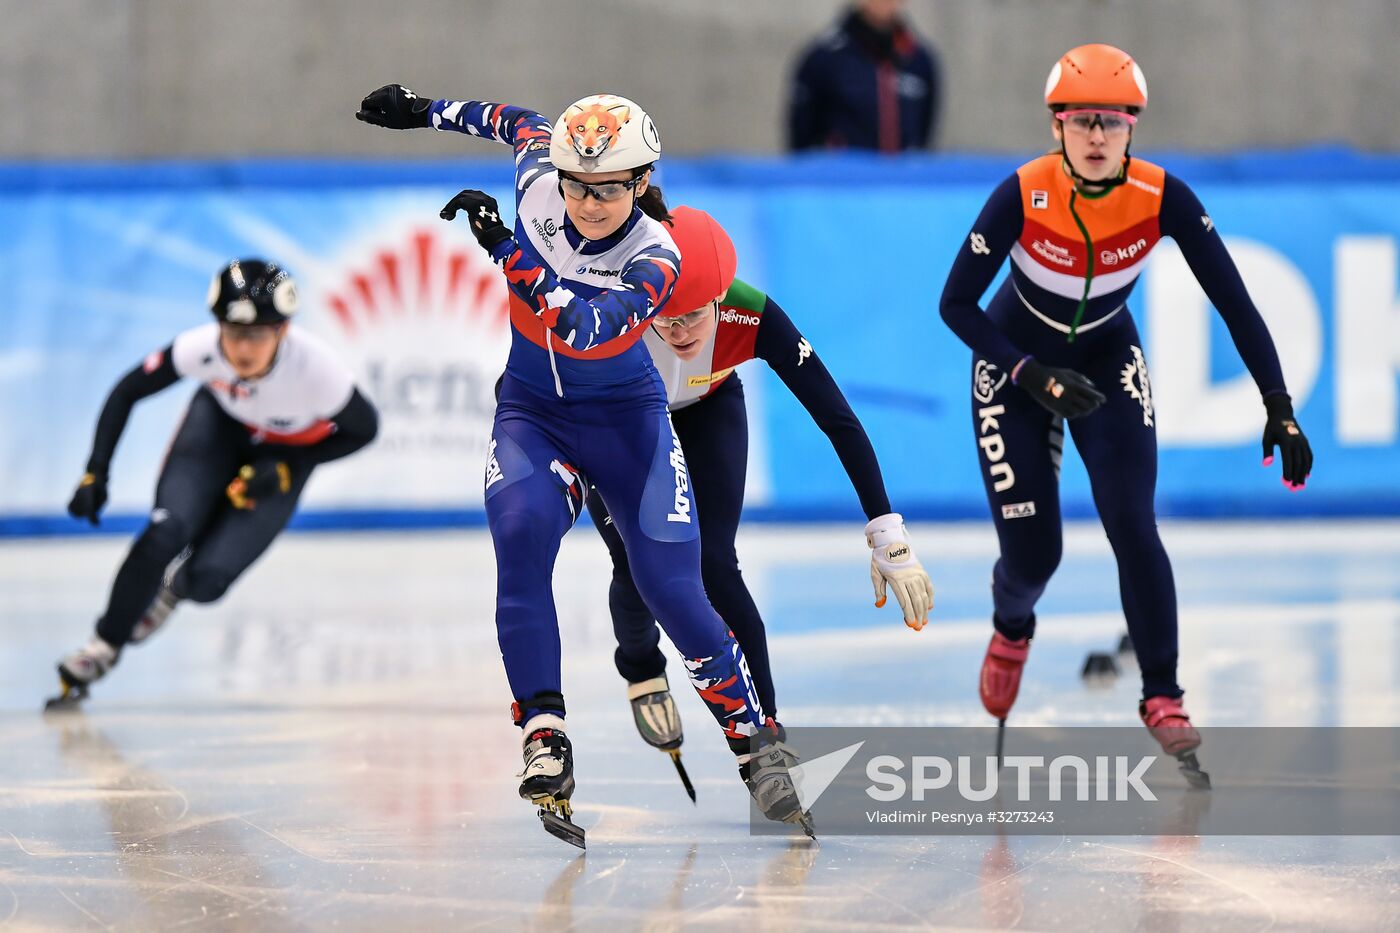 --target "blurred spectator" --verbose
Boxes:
[788,0,941,153]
